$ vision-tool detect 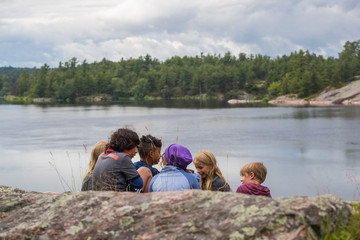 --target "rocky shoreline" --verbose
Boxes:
[229,80,360,106]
